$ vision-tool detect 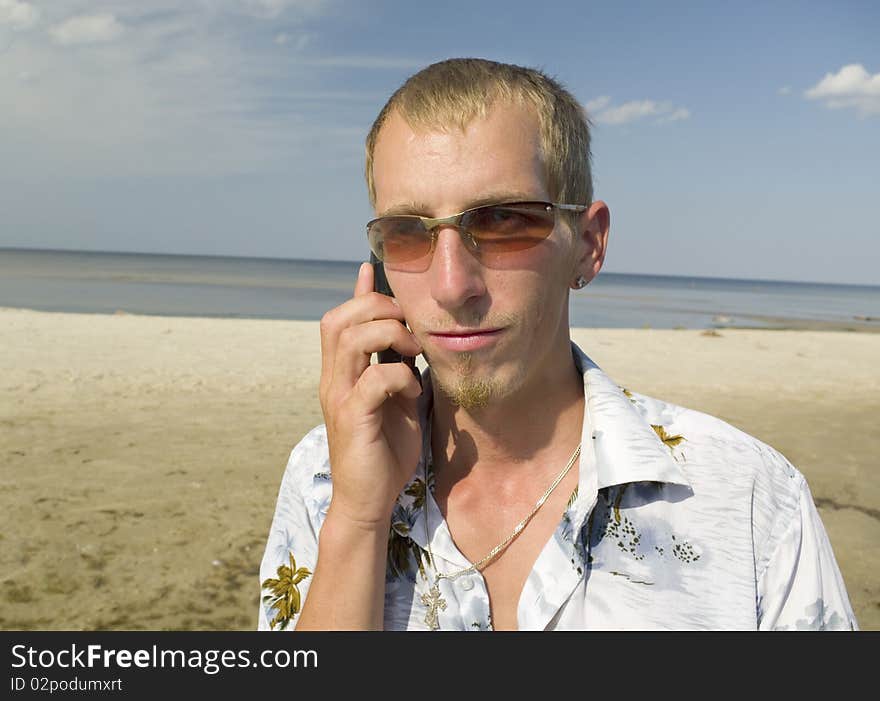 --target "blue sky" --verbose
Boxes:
[1,0,877,285]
